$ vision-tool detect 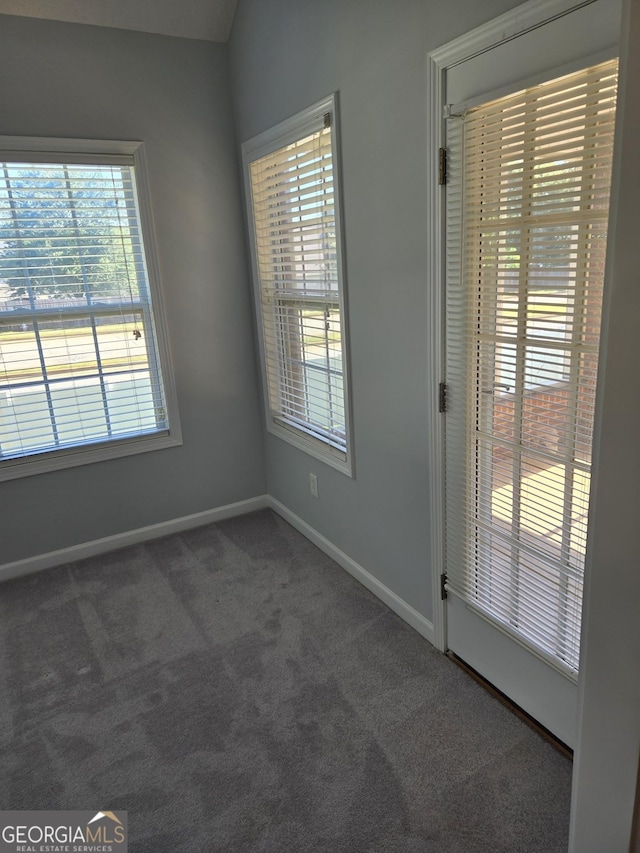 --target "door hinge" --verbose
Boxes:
[438,381,447,413]
[440,572,448,600]
[438,147,447,185]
